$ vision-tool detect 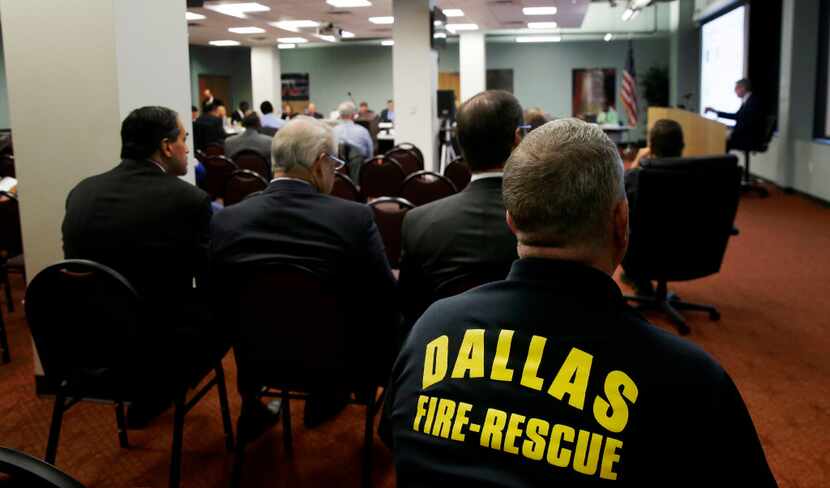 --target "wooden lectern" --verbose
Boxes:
[648,107,728,156]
